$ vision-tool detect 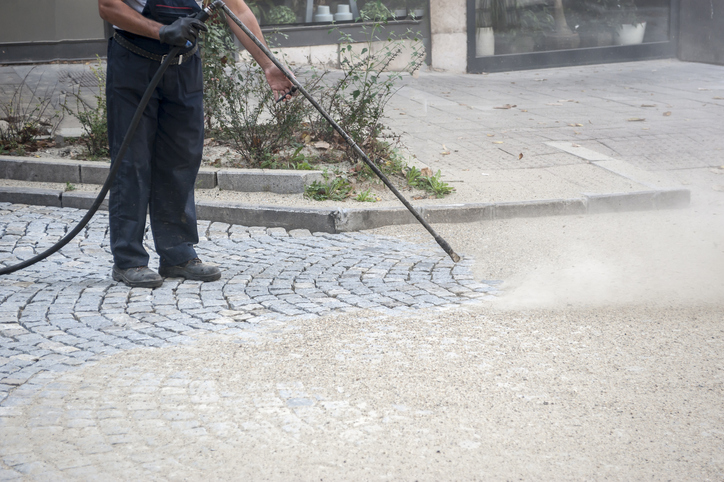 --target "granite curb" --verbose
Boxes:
[0,155,322,194]
[0,185,691,233]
